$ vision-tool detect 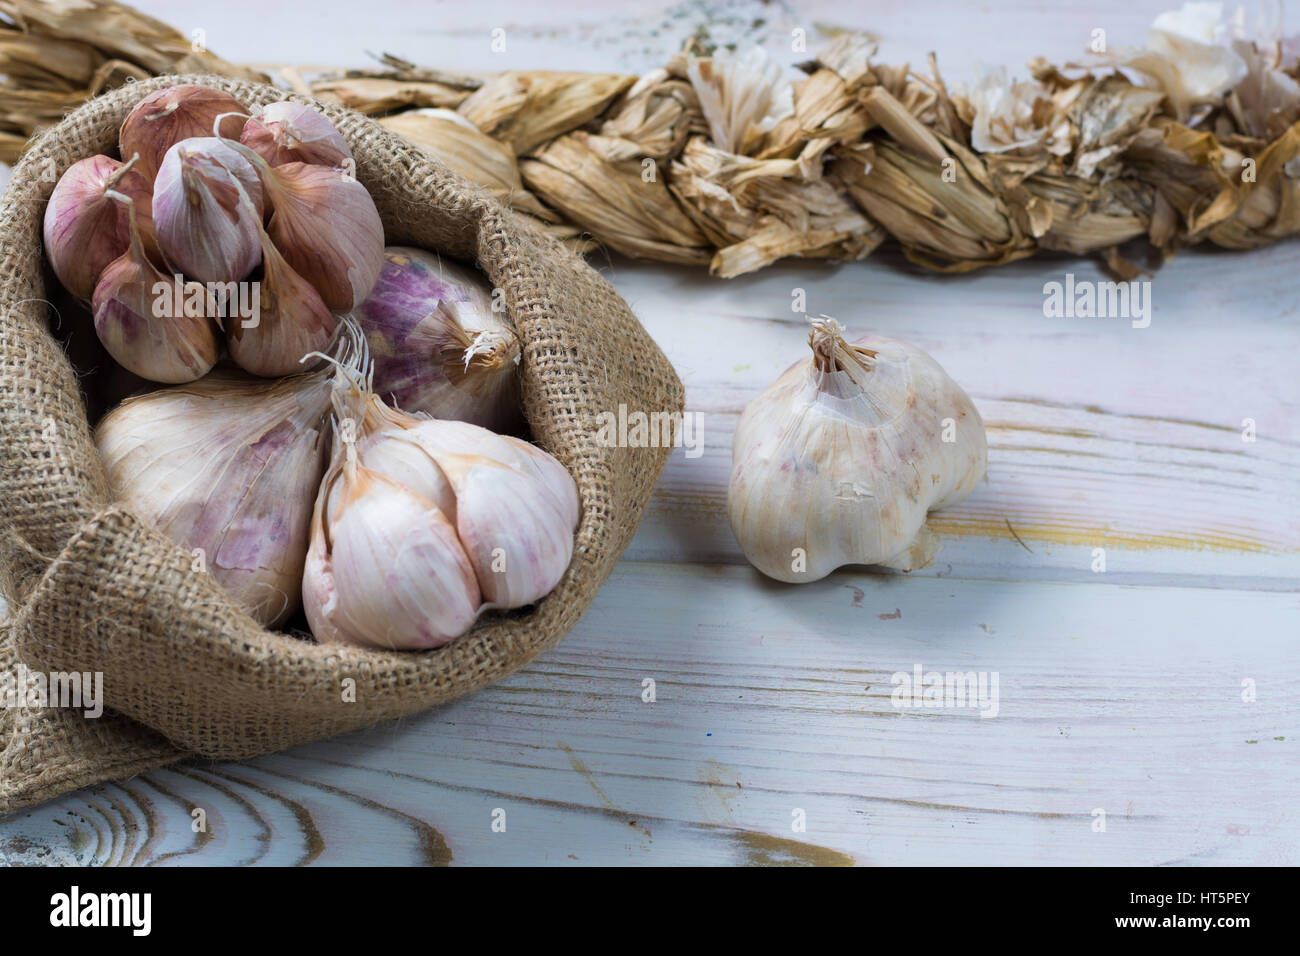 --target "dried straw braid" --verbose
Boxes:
[5,2,1296,278]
